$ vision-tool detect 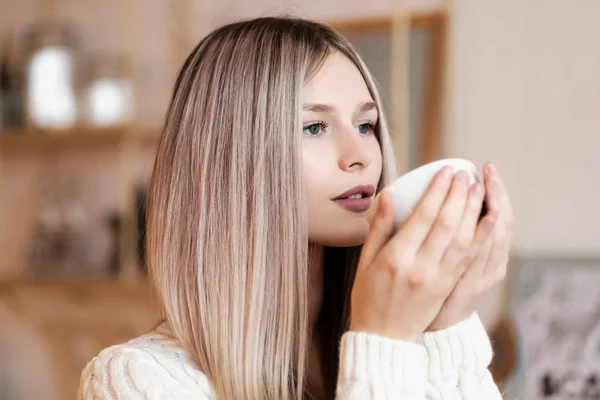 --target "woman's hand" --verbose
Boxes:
[427,162,514,331]
[349,166,487,342]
